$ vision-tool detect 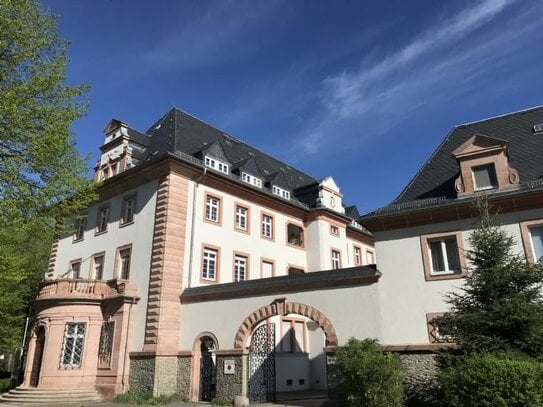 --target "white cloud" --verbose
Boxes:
[296,0,529,154]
